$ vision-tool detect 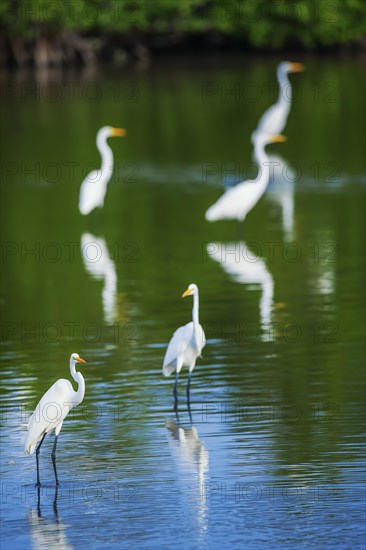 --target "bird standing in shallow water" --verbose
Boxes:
[24,353,87,487]
[79,126,126,215]
[205,134,286,224]
[251,61,305,143]
[163,284,206,412]
[249,62,304,240]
